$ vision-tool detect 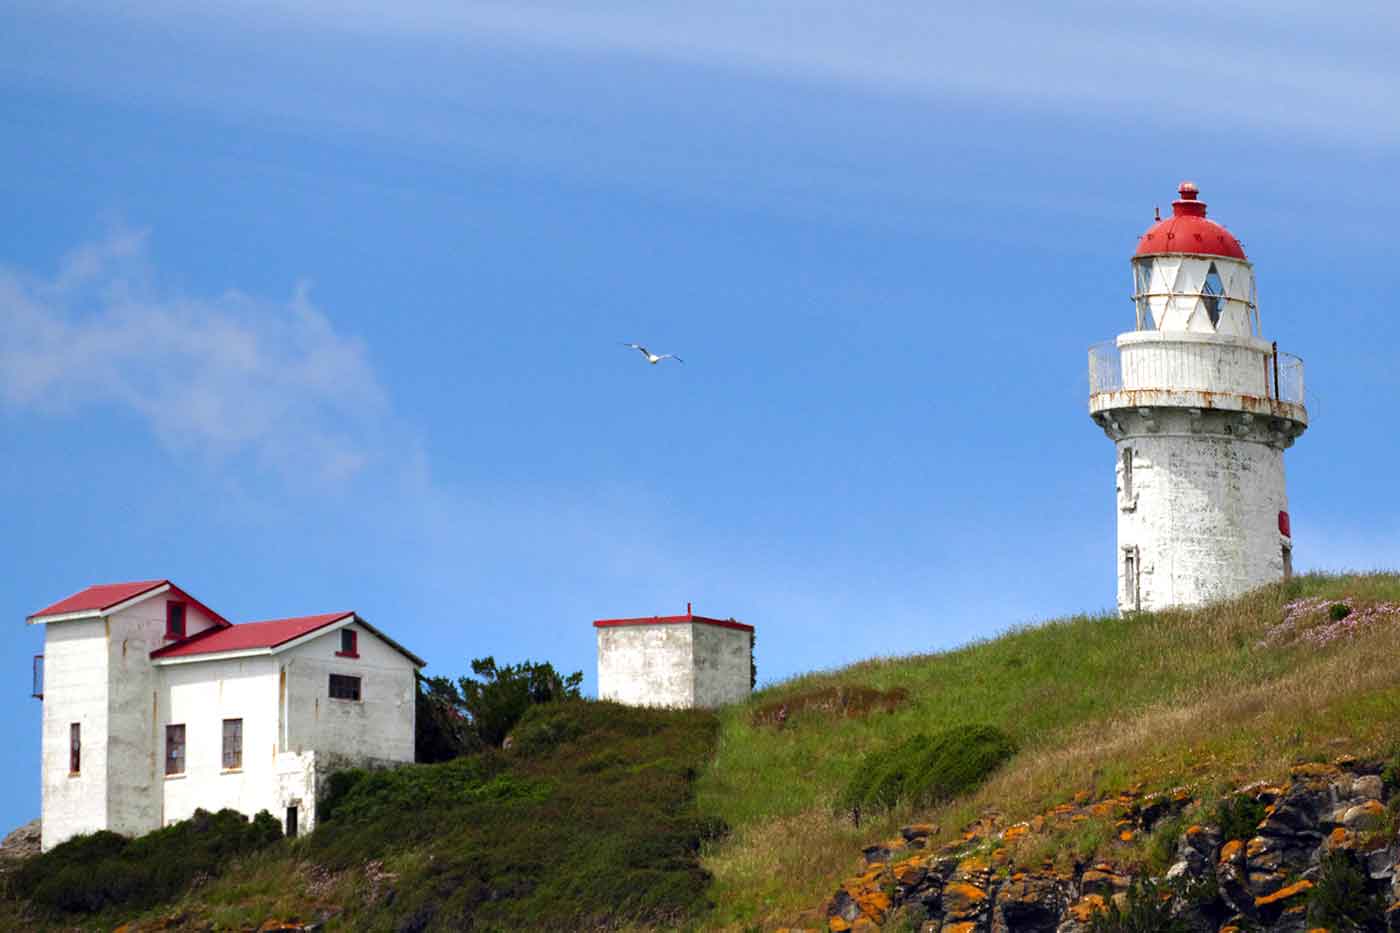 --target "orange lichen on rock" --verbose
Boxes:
[940,882,989,919]
[1220,839,1245,862]
[1254,879,1313,907]
[1068,894,1108,921]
